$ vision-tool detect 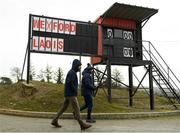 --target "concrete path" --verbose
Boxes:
[0,114,180,132]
